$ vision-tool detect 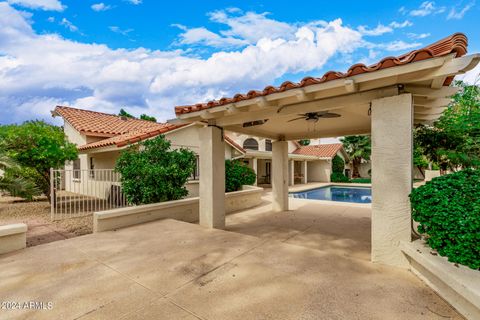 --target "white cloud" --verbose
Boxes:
[176,10,297,48]
[409,1,445,17]
[358,24,393,36]
[109,26,133,36]
[358,20,412,37]
[125,0,142,4]
[379,40,422,51]
[7,0,64,11]
[389,20,413,28]
[447,2,475,20]
[407,32,431,39]
[47,16,55,23]
[175,26,248,48]
[91,3,112,12]
[60,17,78,33]
[0,3,427,125]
